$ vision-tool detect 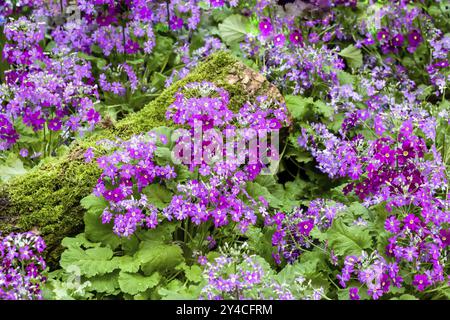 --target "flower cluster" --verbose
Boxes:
[337,251,403,300]
[200,242,327,300]
[0,232,47,300]
[0,114,19,150]
[267,199,346,264]
[382,203,449,293]
[427,34,450,93]
[299,103,449,297]
[298,122,356,179]
[357,2,427,53]
[0,53,100,153]
[91,132,177,237]
[90,81,290,237]
[167,82,289,172]
[3,16,45,66]
[163,82,289,232]
[300,117,446,204]
[241,34,344,96]
[200,252,297,300]
[166,81,289,136]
